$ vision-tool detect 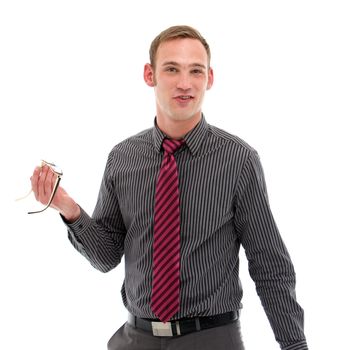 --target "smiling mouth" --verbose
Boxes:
[175,95,194,101]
